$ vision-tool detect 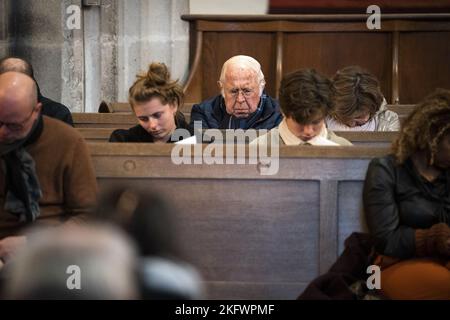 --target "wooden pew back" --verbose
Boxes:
[78,104,414,132]
[181,14,450,104]
[89,143,388,299]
